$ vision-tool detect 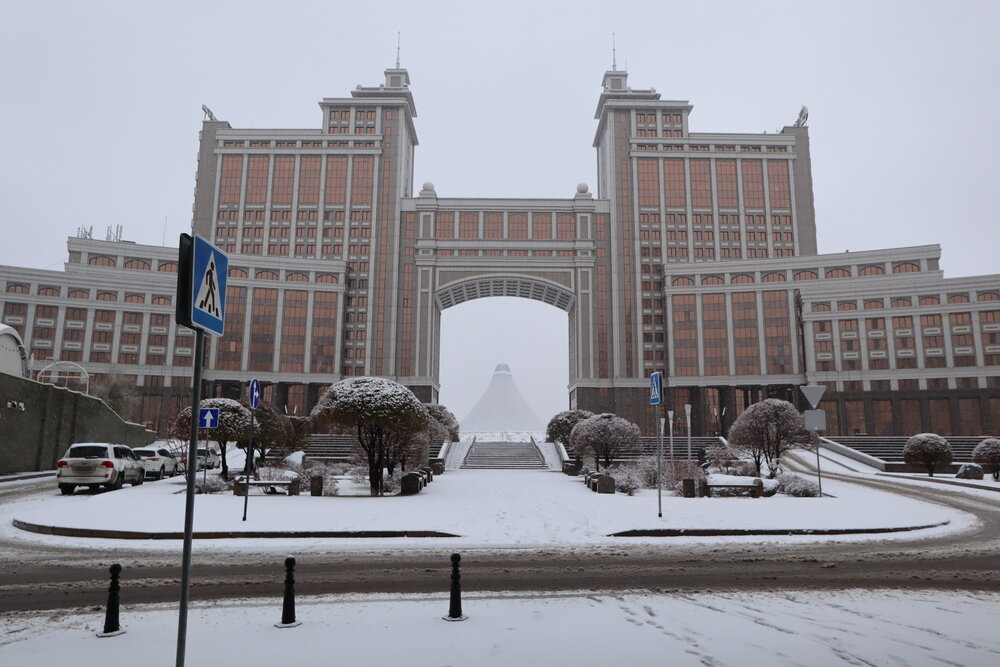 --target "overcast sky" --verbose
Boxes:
[1,1,998,424]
